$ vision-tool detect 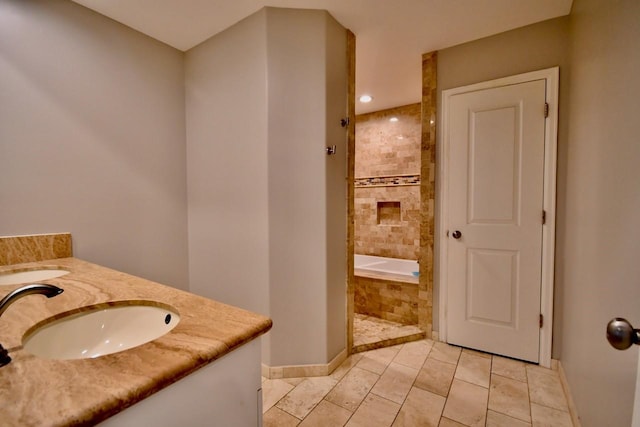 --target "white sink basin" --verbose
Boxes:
[0,268,69,285]
[23,302,180,360]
